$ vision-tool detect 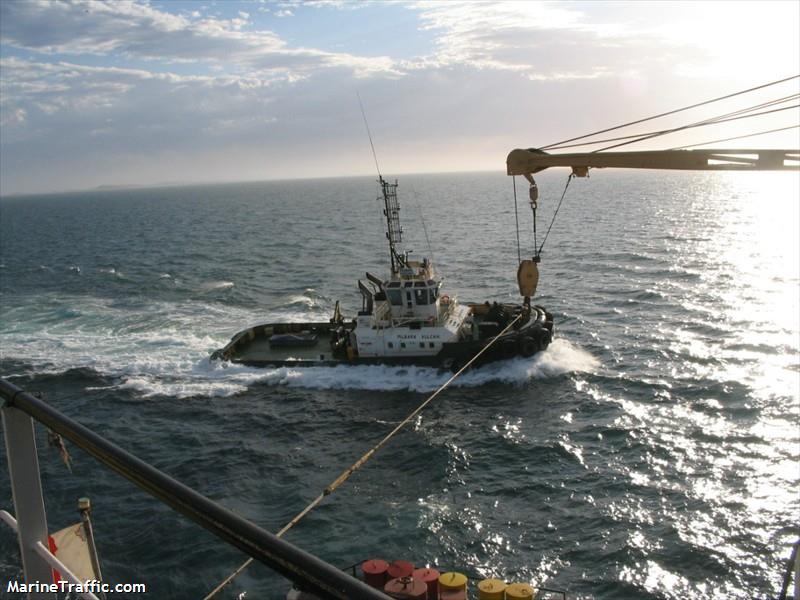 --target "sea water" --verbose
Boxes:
[0,170,798,599]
